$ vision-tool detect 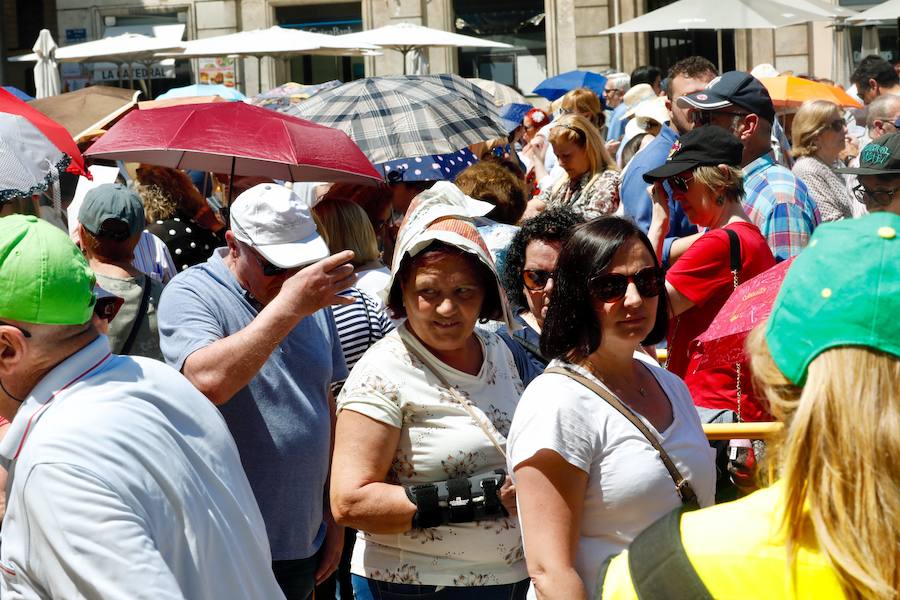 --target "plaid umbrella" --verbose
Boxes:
[290,74,507,164]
